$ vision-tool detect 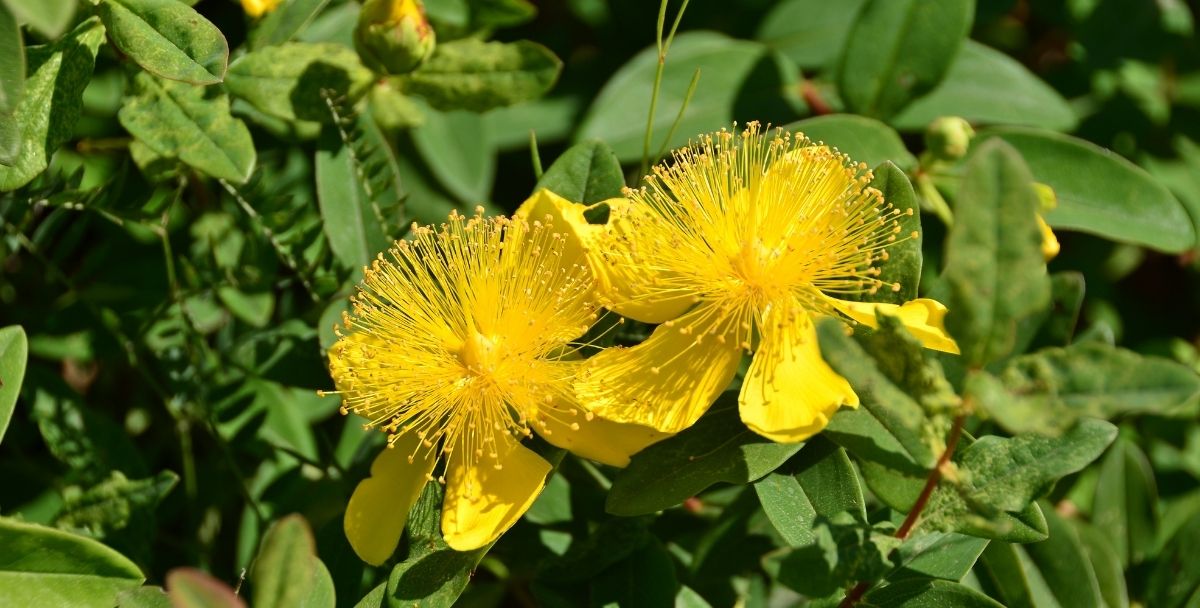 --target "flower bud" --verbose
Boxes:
[241,0,282,18]
[354,0,436,76]
[923,116,975,162]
